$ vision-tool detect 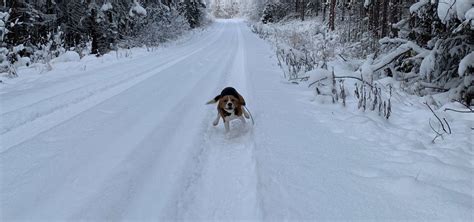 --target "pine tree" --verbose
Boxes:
[178,0,205,28]
[329,0,336,30]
